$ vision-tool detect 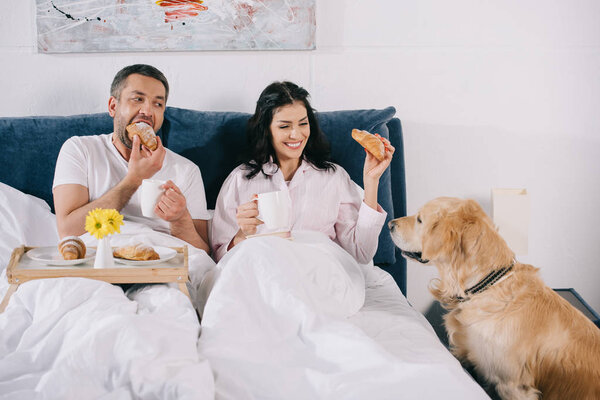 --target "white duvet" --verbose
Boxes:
[0,183,488,399]
[199,232,488,399]
[0,183,215,399]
